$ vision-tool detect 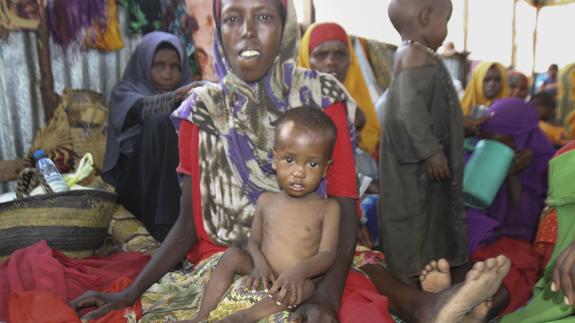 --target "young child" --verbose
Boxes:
[190,107,340,322]
[379,0,467,282]
[531,92,570,147]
